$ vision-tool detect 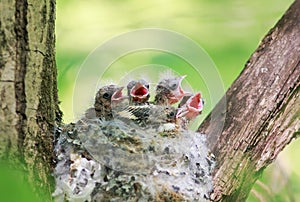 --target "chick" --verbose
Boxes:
[154,75,189,105]
[94,85,126,120]
[176,92,204,128]
[116,104,177,128]
[127,79,150,105]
